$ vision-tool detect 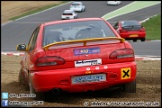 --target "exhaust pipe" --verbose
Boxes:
[52,88,62,95]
